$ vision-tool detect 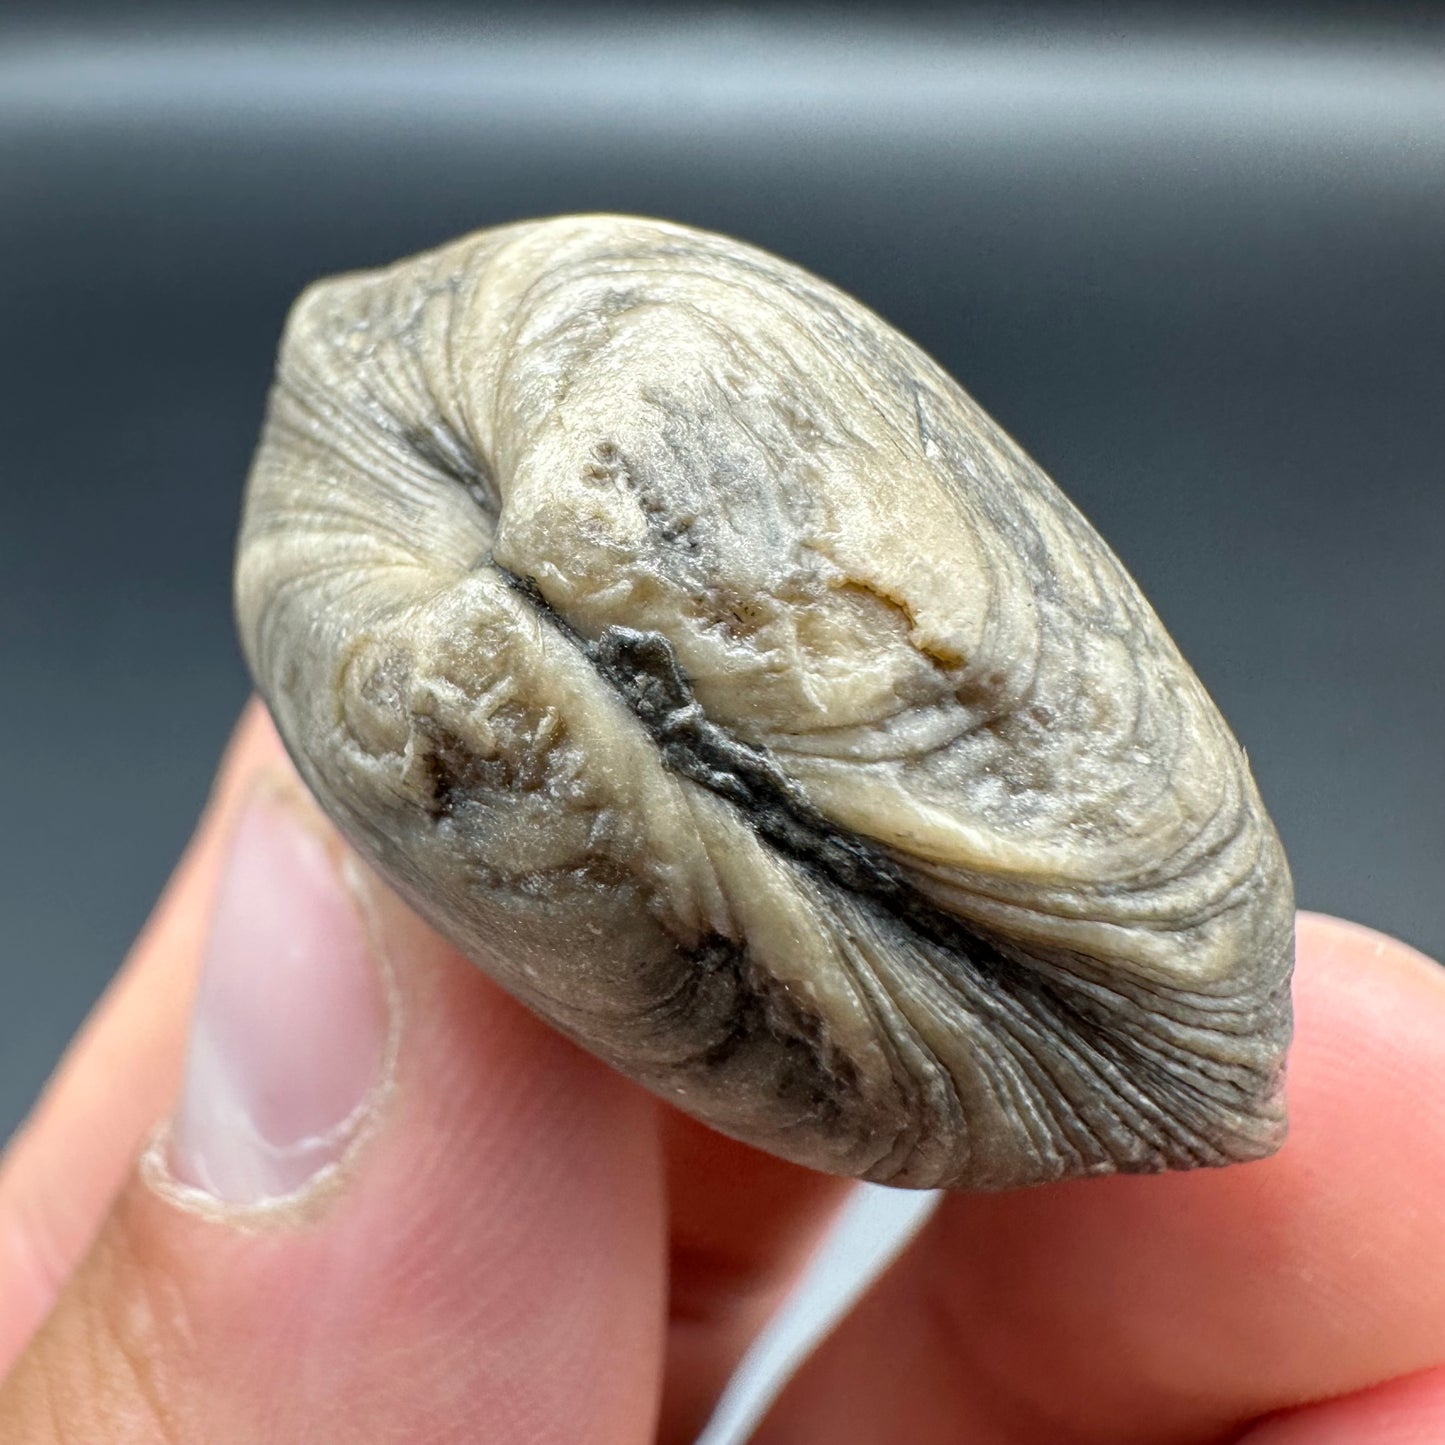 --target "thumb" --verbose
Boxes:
[0,764,666,1442]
